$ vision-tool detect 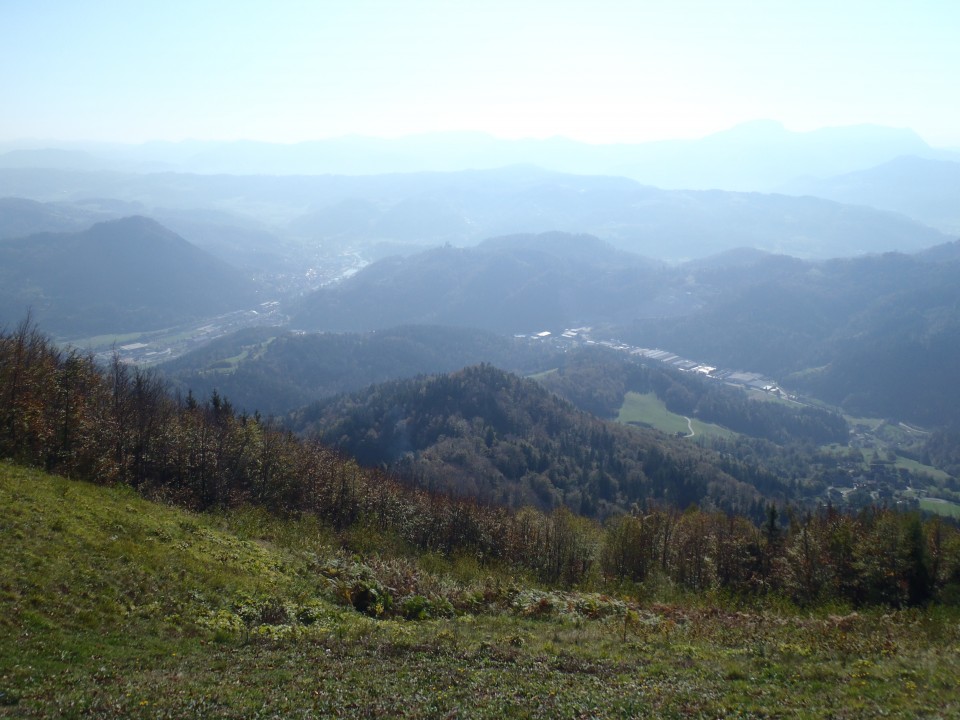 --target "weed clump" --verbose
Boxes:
[400,595,455,621]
